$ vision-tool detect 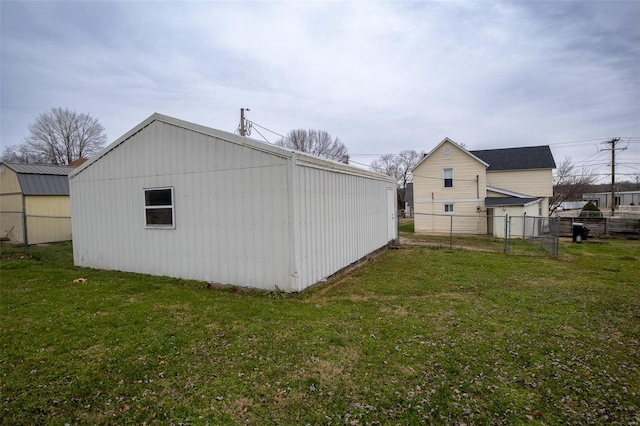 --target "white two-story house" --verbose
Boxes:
[412,138,556,237]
